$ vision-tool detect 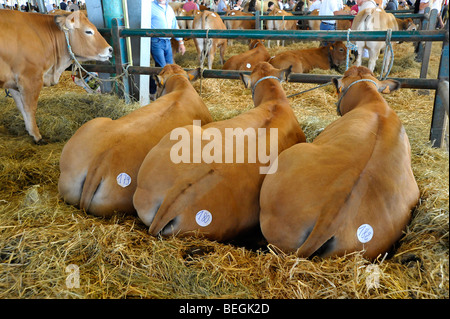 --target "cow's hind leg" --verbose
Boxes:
[207,42,216,69]
[355,42,364,67]
[219,41,227,66]
[367,46,381,73]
